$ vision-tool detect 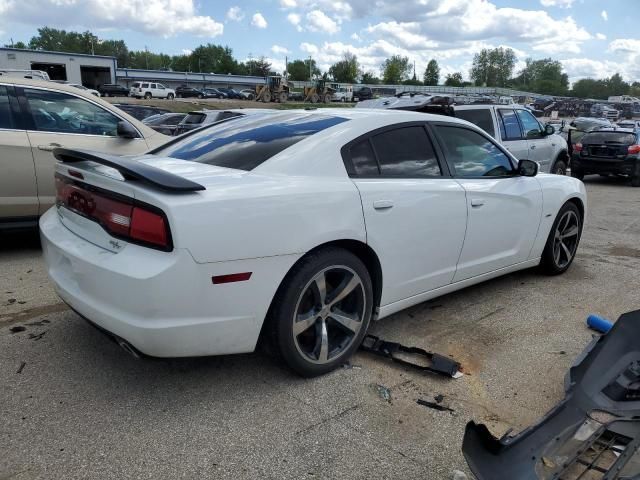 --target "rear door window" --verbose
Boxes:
[0,85,15,129]
[349,139,379,176]
[455,109,495,138]
[141,83,149,88]
[371,126,442,177]
[498,109,523,140]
